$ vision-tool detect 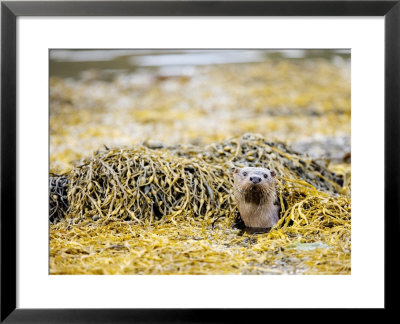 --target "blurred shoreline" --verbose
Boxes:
[50,49,350,80]
[50,49,350,172]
